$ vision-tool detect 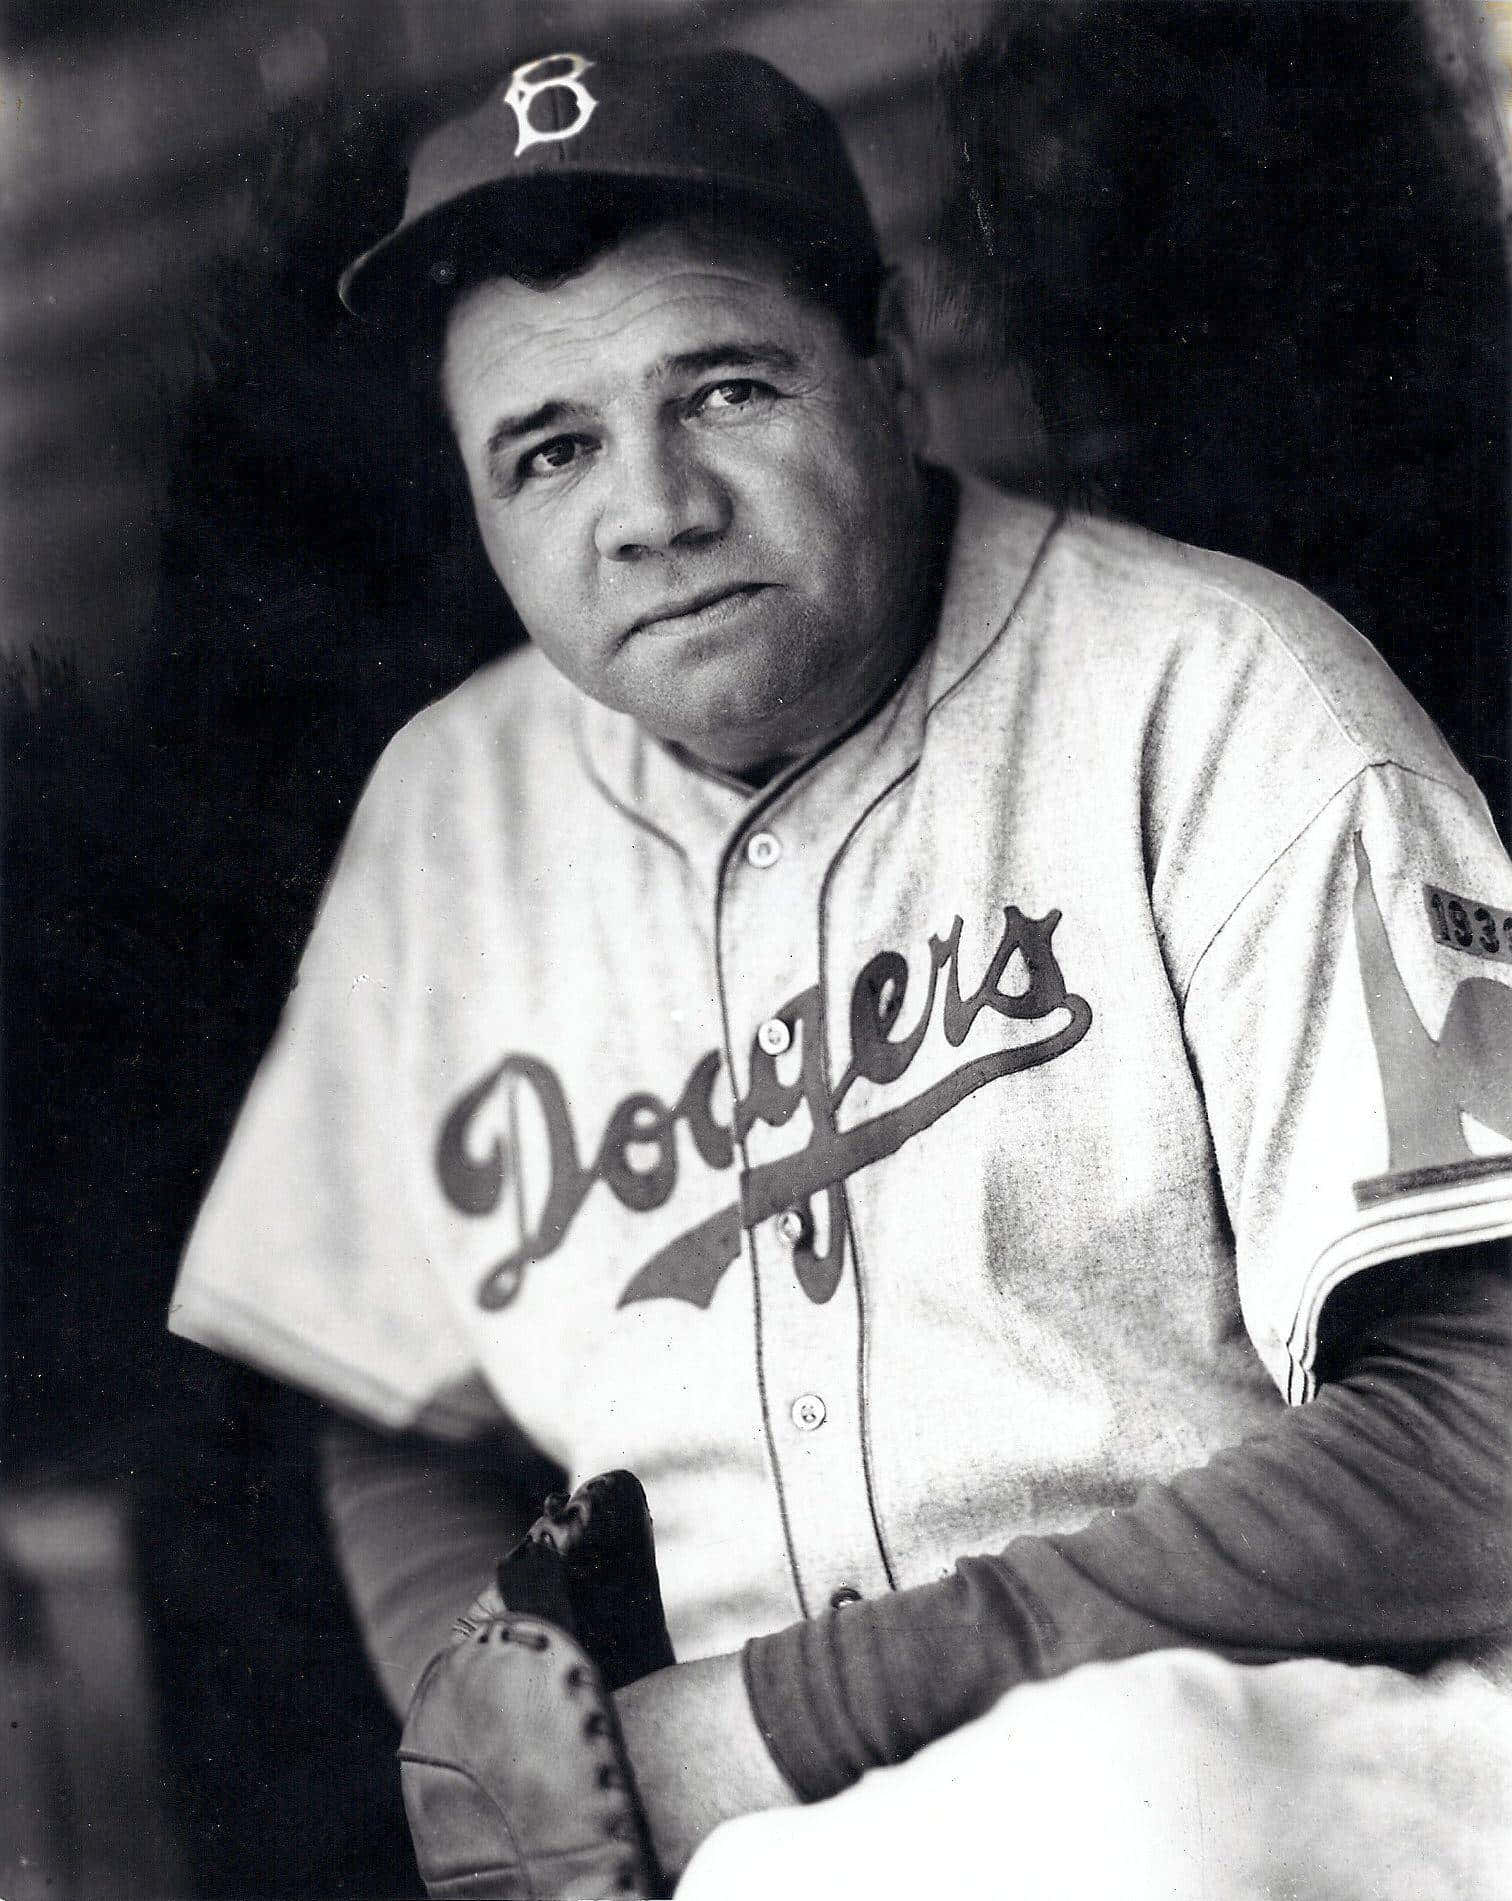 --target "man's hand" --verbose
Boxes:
[401,1473,779,1898]
[677,1648,1512,1900]
[614,1652,799,1882]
